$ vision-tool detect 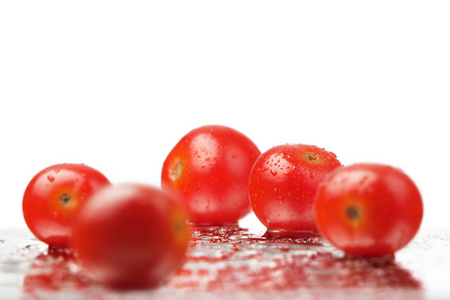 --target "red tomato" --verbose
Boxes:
[314,163,423,257]
[72,183,190,290]
[22,163,110,248]
[248,144,342,235]
[161,125,261,225]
